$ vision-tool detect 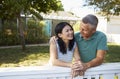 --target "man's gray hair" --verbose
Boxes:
[82,14,98,28]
